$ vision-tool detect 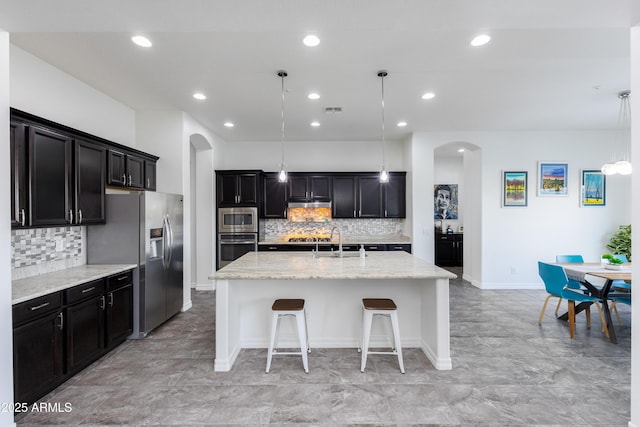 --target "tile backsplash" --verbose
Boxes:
[262,218,405,239]
[11,226,86,280]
